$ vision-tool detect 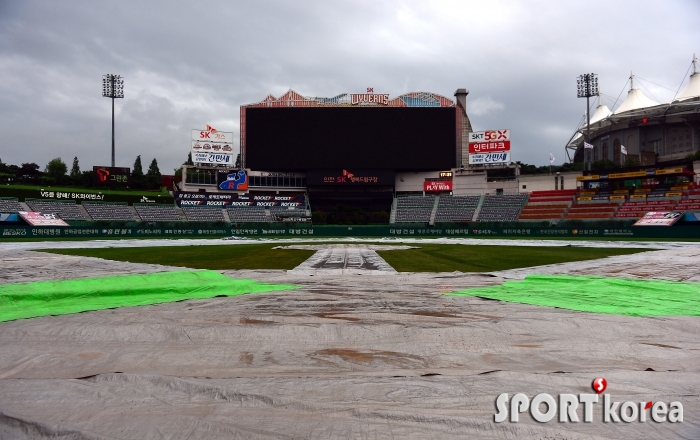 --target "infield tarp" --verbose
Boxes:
[448,274,700,317]
[0,270,297,322]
